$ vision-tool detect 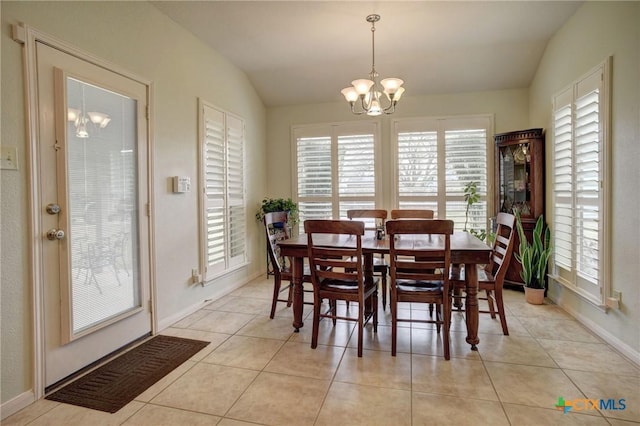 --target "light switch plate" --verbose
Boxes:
[1,146,18,170]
